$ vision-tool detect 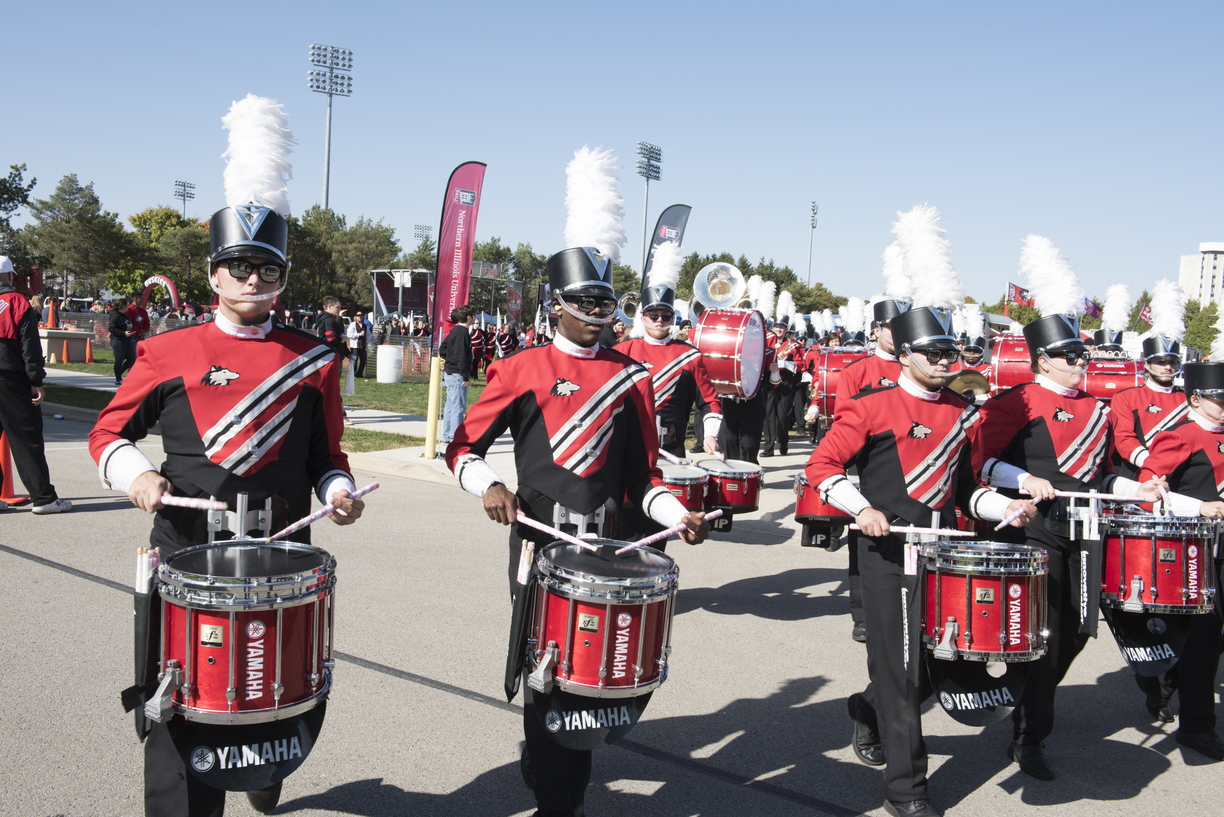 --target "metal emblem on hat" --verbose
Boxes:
[233,205,272,241]
[581,248,609,277]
